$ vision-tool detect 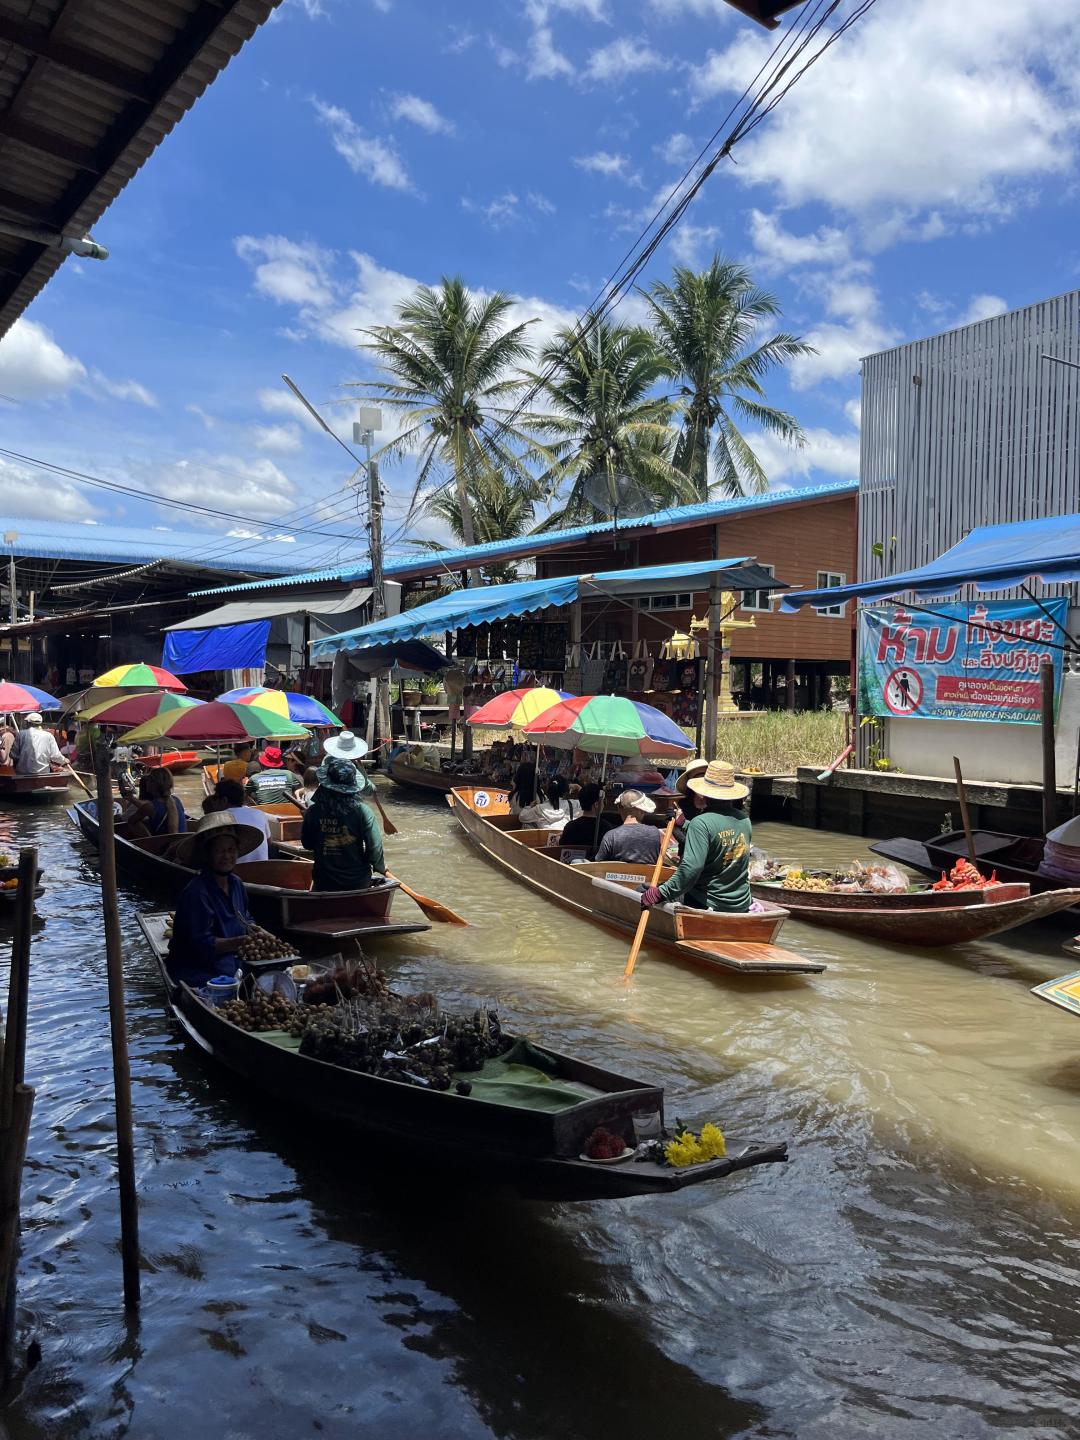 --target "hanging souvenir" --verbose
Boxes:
[675,658,701,692]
